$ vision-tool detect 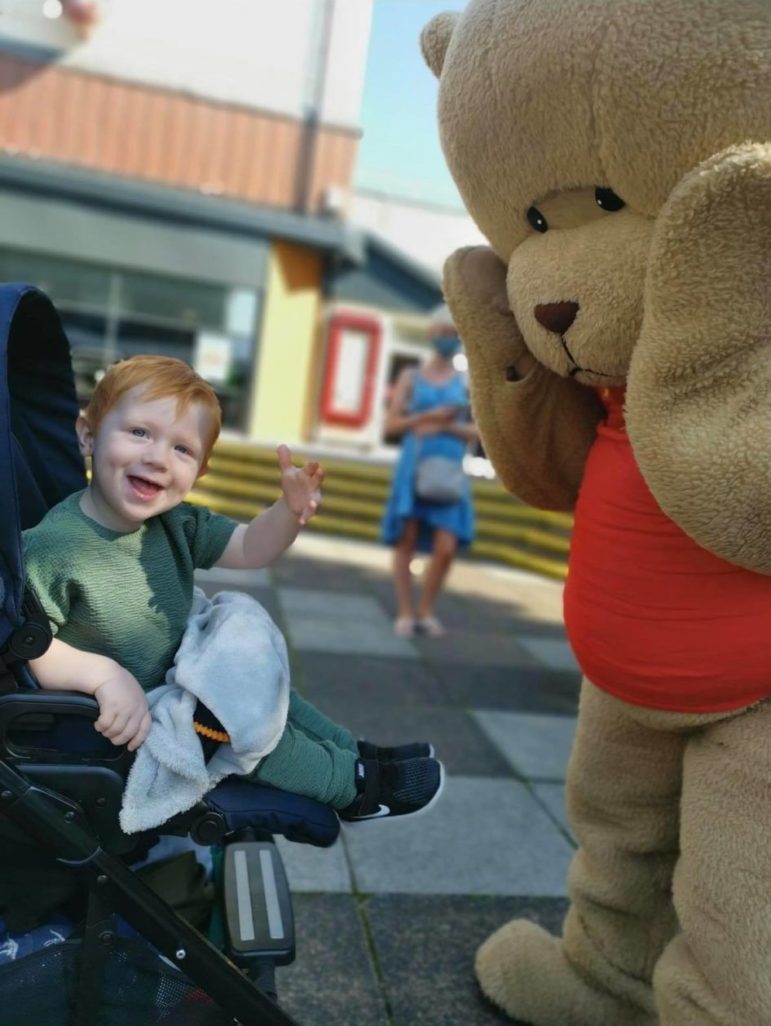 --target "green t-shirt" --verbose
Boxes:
[22,491,239,692]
